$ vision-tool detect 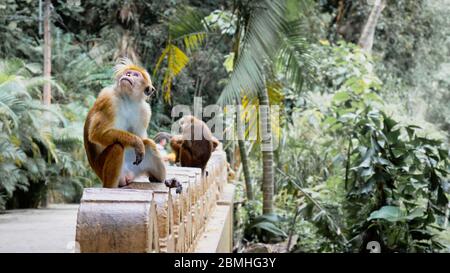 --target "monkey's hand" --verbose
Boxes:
[164,178,183,194]
[133,138,145,165]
